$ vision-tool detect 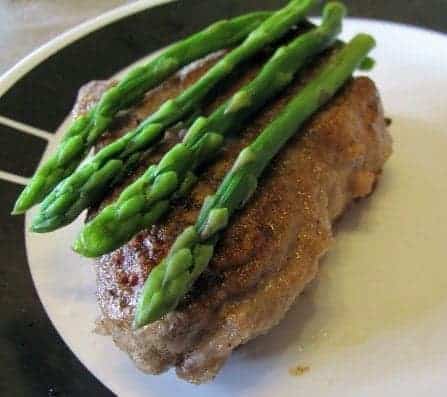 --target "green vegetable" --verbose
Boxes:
[73,1,345,257]
[12,11,272,214]
[300,19,375,70]
[134,33,376,328]
[30,0,316,231]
